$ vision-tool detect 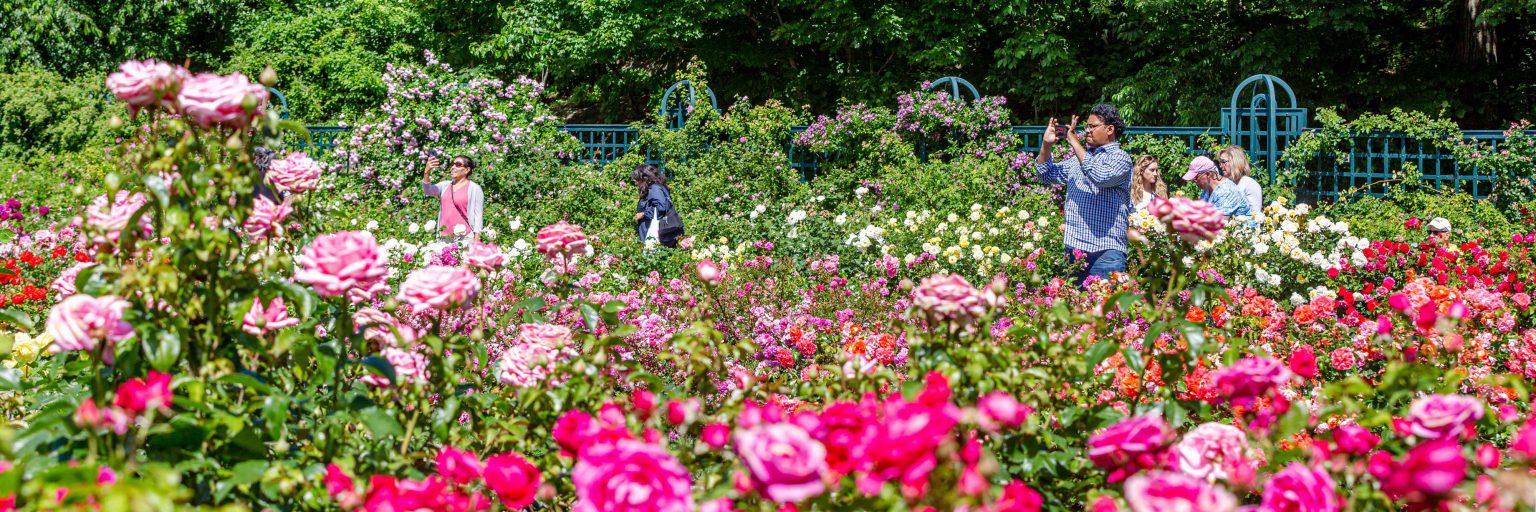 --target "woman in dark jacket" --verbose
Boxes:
[632,164,682,247]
